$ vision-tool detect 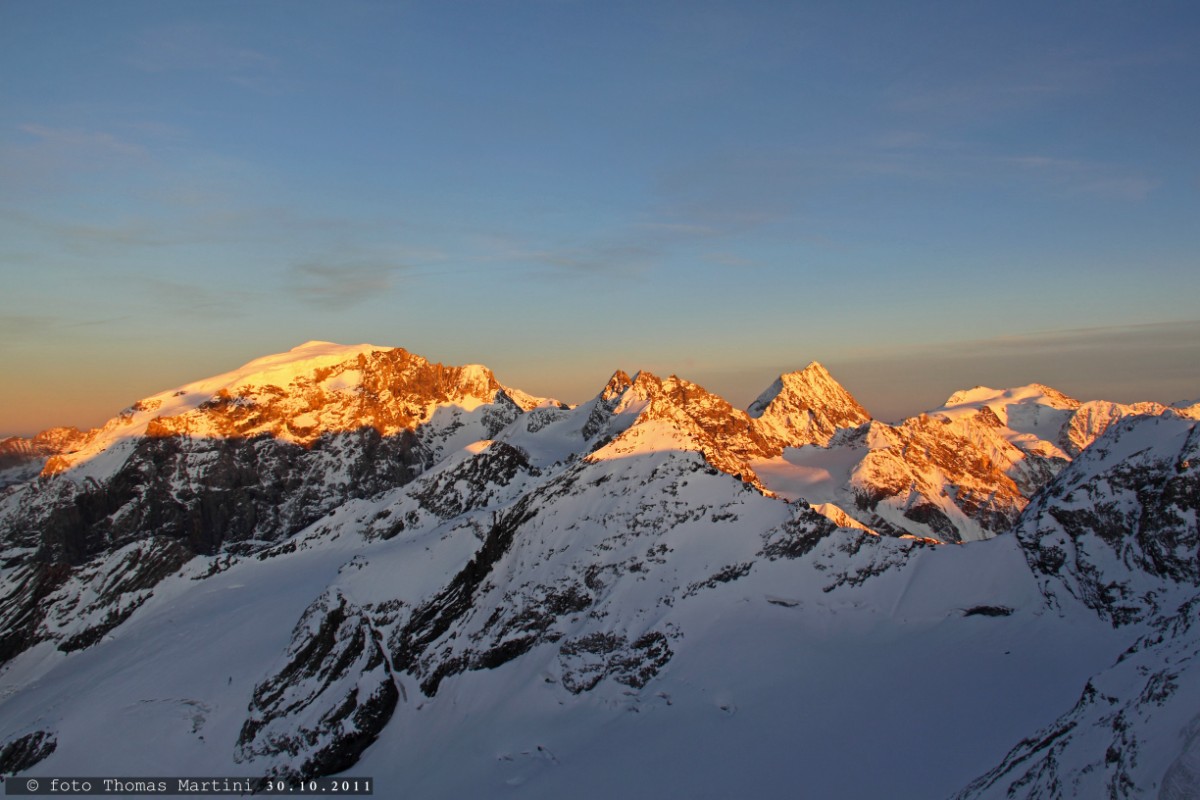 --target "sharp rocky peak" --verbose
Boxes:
[600,370,634,402]
[584,369,781,489]
[748,361,871,448]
